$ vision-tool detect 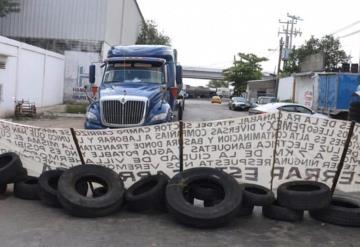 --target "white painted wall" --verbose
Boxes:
[294,76,315,108]
[0,36,64,117]
[278,76,294,101]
